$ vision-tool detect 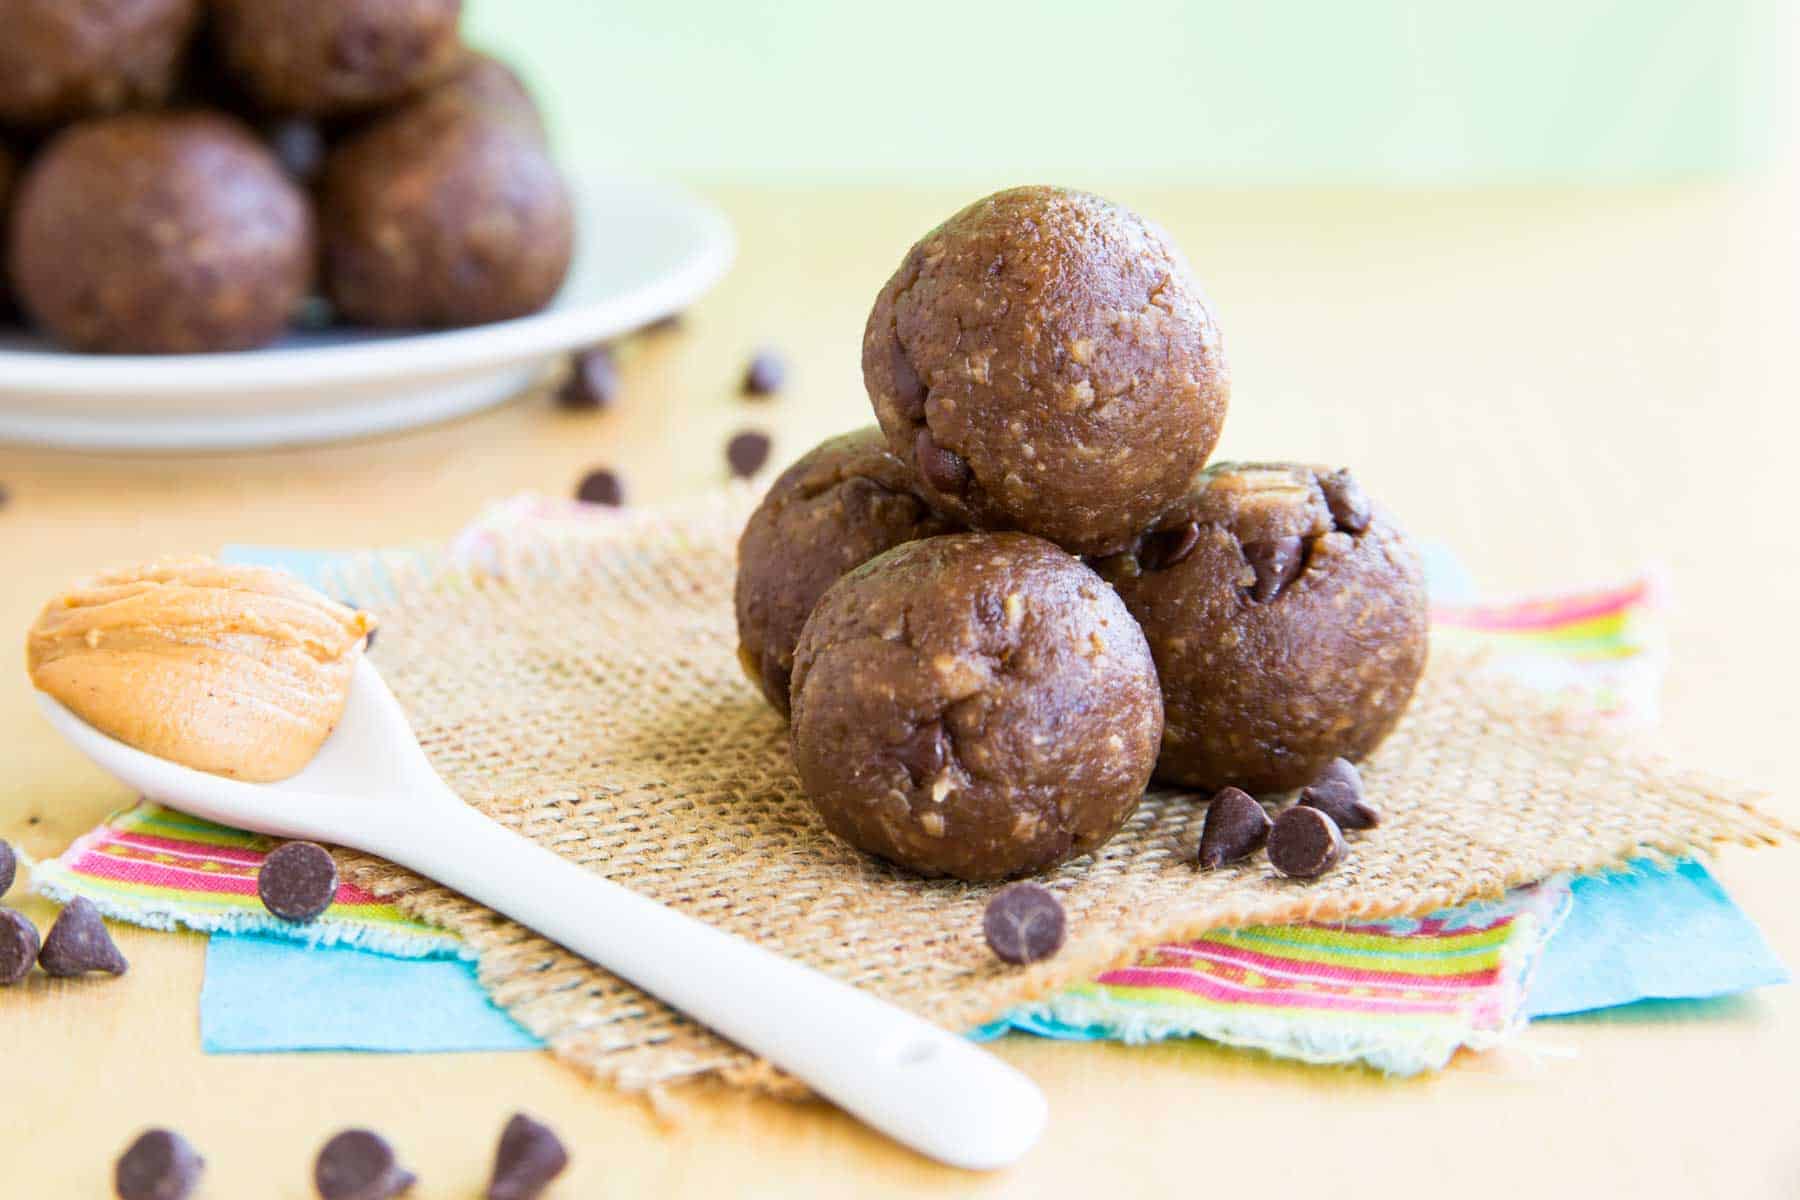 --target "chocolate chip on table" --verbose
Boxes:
[257,841,339,923]
[914,429,971,494]
[727,430,773,478]
[742,348,787,396]
[0,908,40,985]
[574,468,625,507]
[315,1129,416,1200]
[643,311,684,334]
[557,346,619,411]
[1267,805,1346,879]
[0,839,15,897]
[1299,756,1379,831]
[38,896,128,977]
[983,883,1066,965]
[1140,521,1201,572]
[1243,535,1304,603]
[1197,787,1272,869]
[1321,468,1372,534]
[0,482,11,510]
[487,1113,570,1200]
[115,1128,205,1200]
